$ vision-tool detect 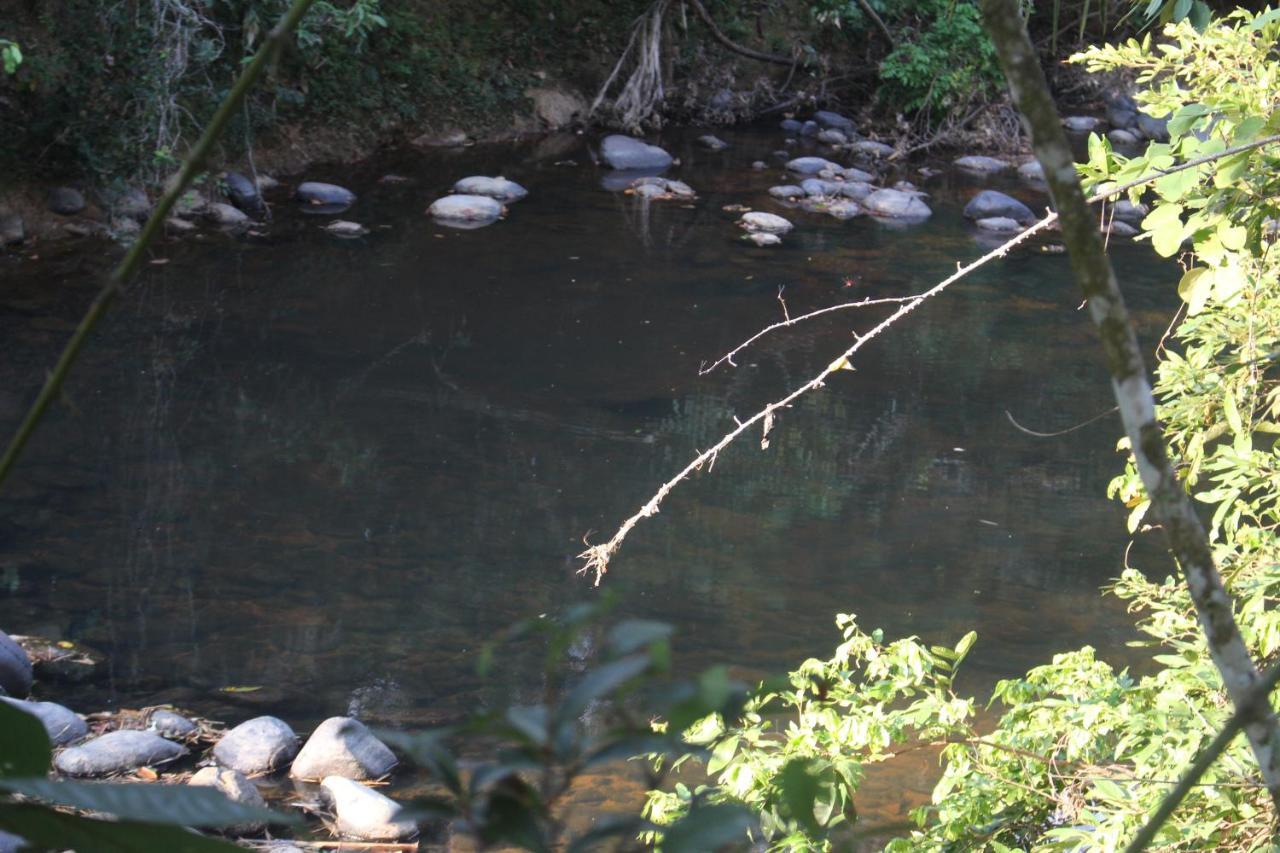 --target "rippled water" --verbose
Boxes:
[0,126,1175,825]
